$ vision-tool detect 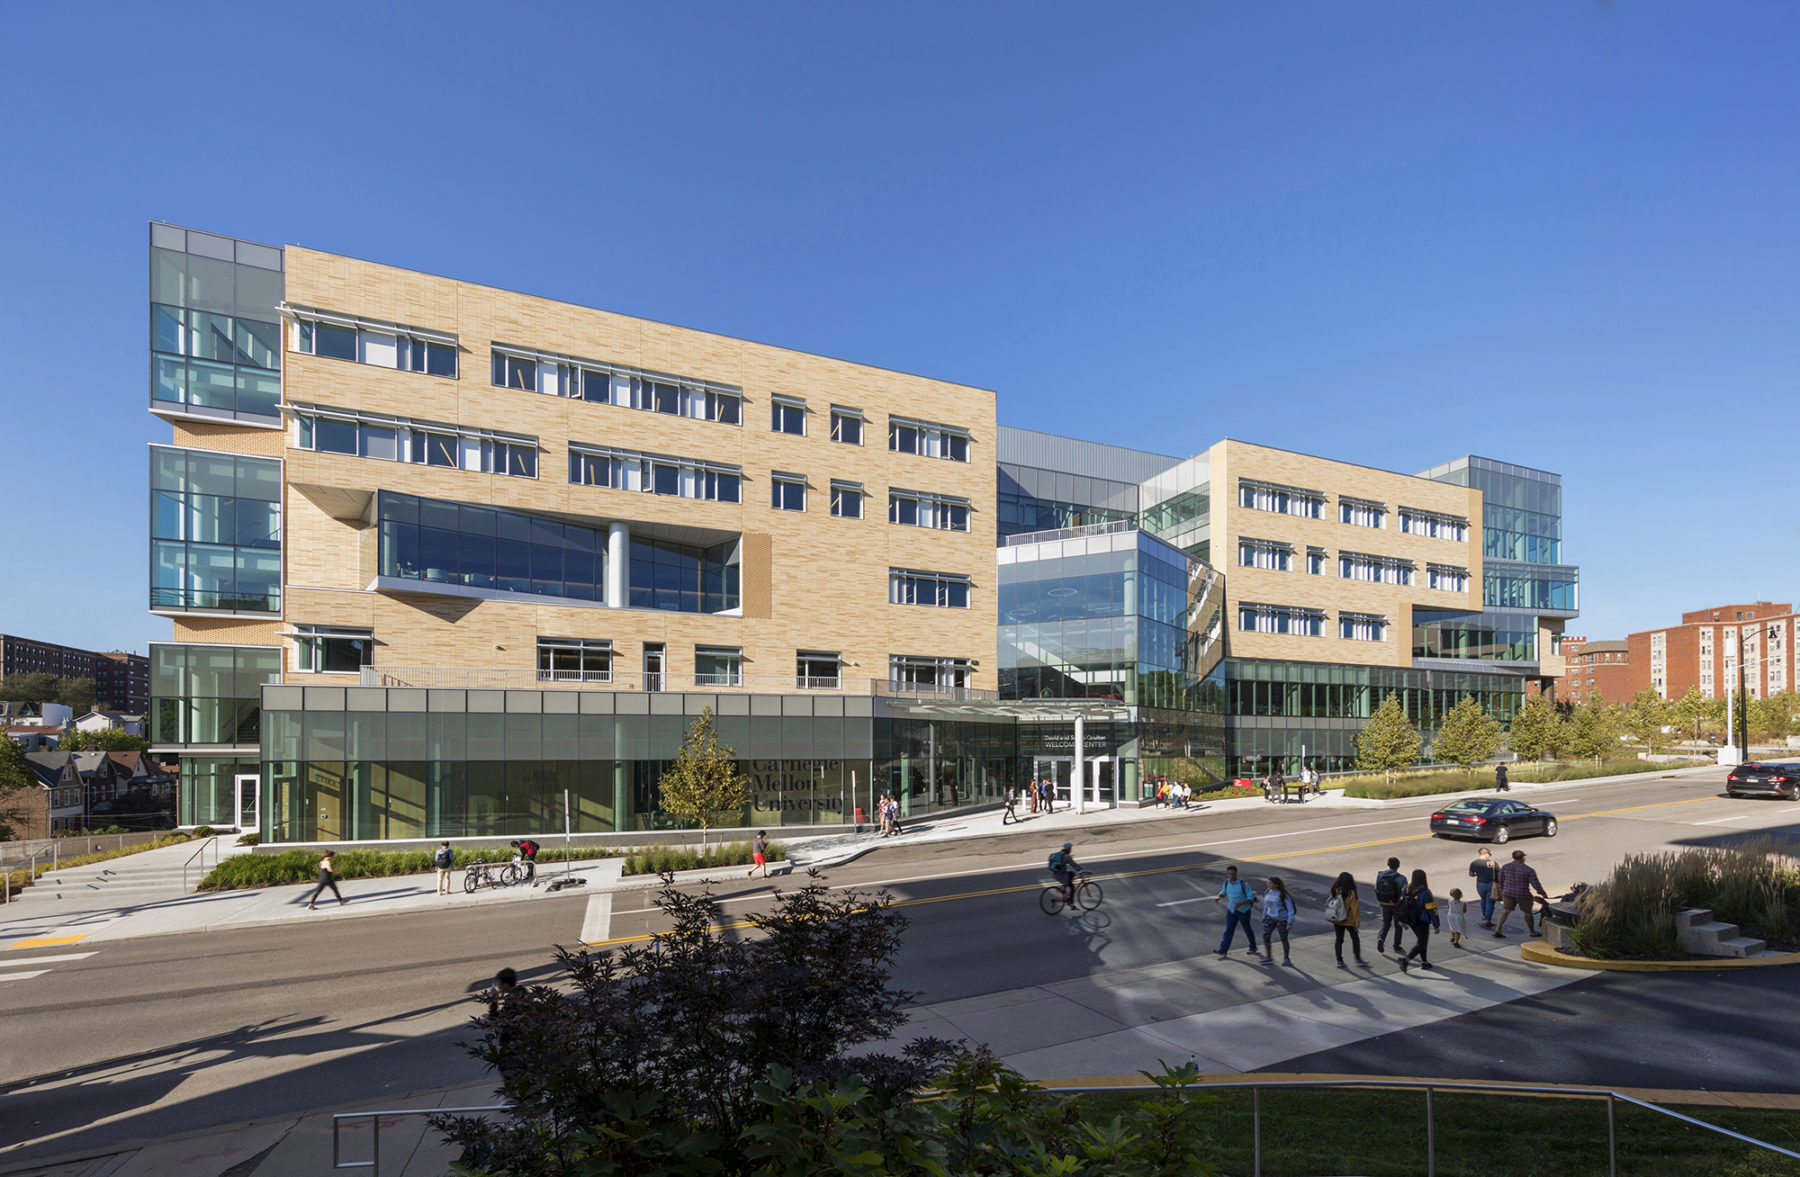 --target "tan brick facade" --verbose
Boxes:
[170,247,998,691]
[1208,440,1484,667]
